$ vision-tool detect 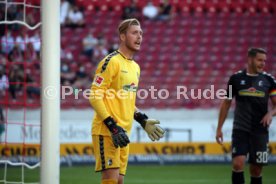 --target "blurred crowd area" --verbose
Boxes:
[0,0,276,109]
